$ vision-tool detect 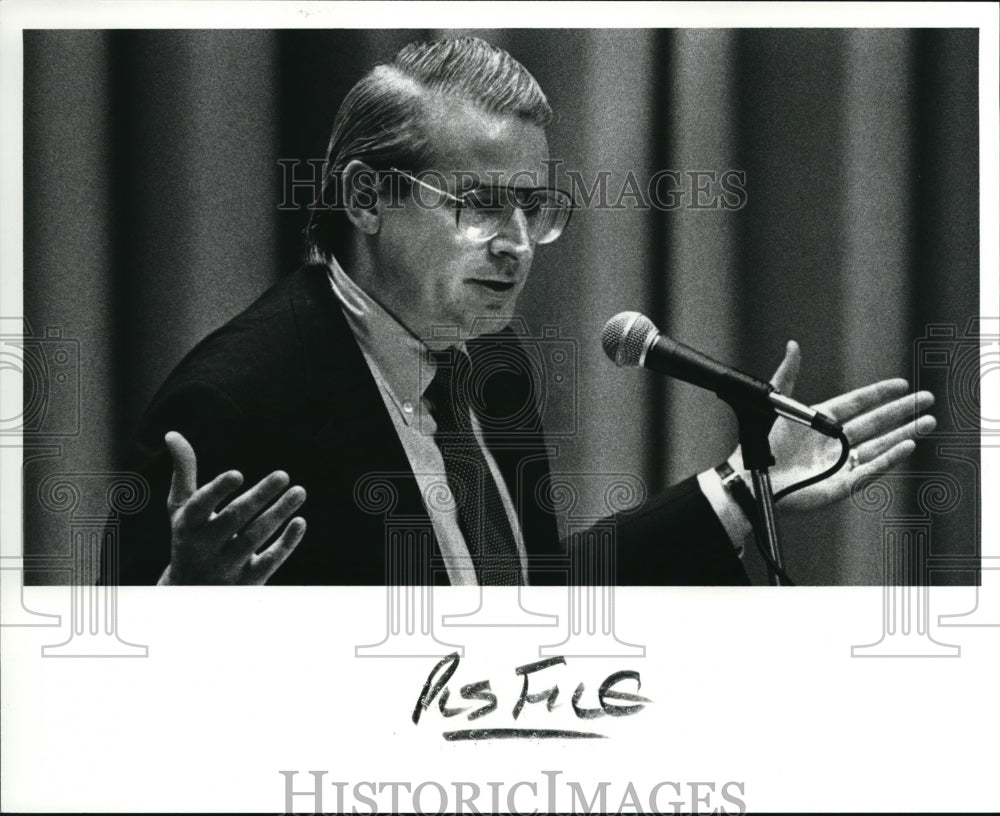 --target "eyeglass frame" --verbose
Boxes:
[386,167,575,245]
